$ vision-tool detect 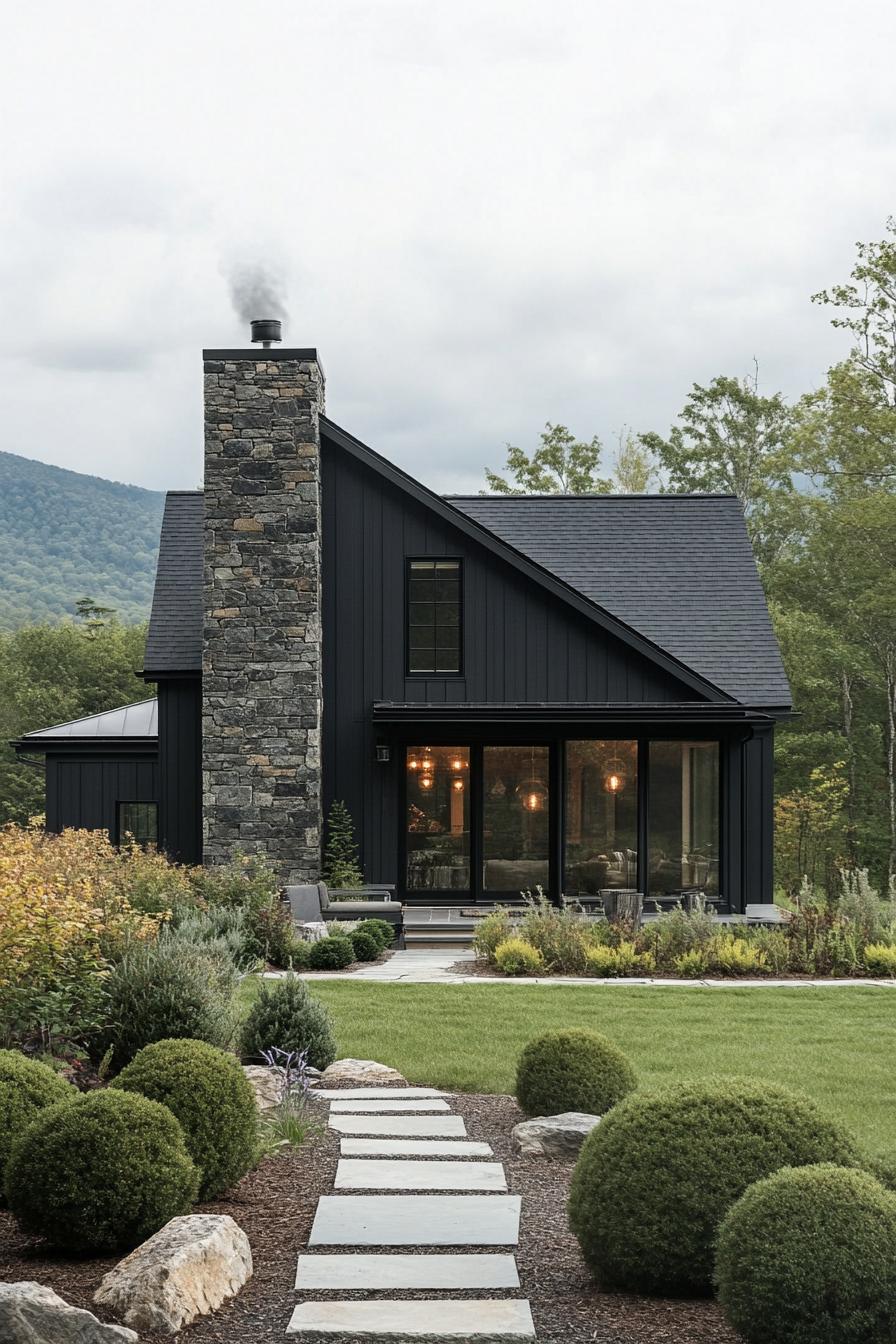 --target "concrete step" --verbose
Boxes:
[308,1194,522,1246]
[295,1252,520,1291]
[334,1158,508,1190]
[287,1298,535,1338]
